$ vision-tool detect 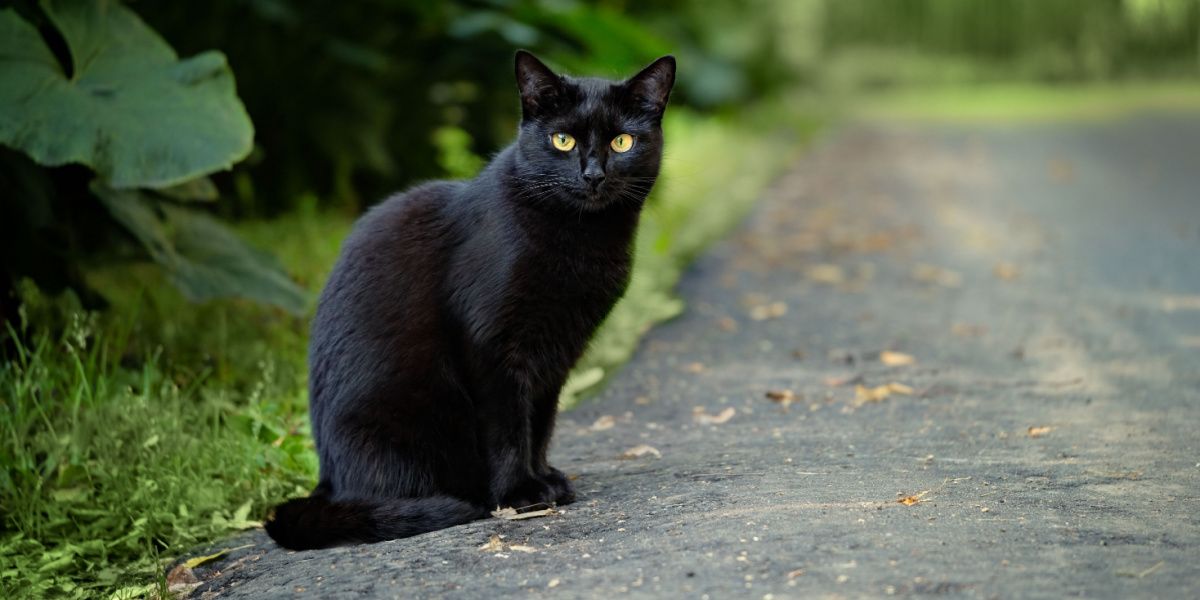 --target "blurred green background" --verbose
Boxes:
[2,0,1198,597]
